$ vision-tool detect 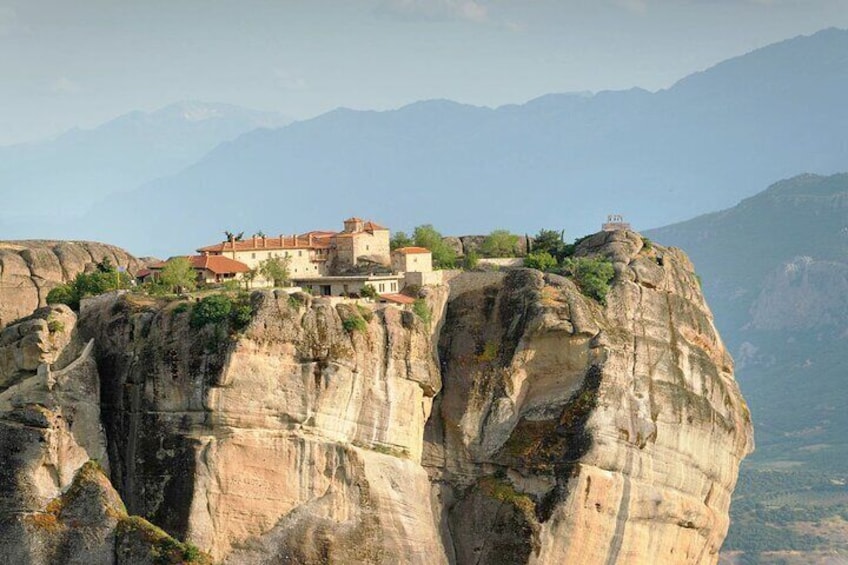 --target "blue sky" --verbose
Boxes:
[2,0,848,144]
